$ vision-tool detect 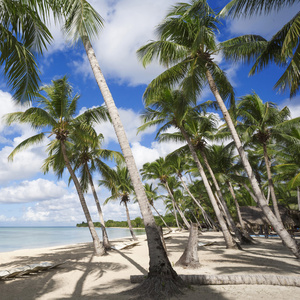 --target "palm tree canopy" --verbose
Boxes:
[137,0,235,105]
[220,1,300,97]
[0,0,55,102]
[219,0,299,18]
[100,163,134,205]
[4,76,109,178]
